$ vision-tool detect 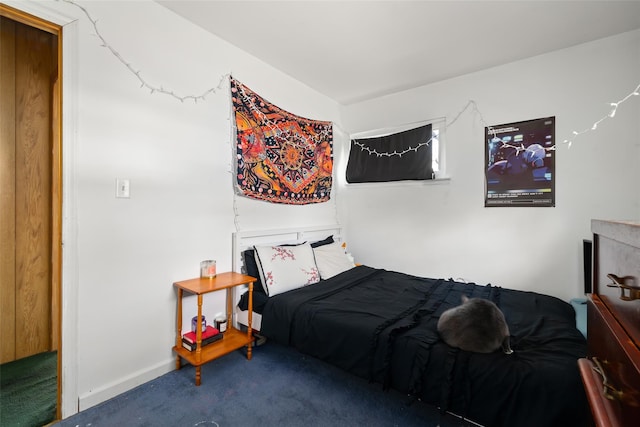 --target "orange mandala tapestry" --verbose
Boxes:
[231,78,333,204]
